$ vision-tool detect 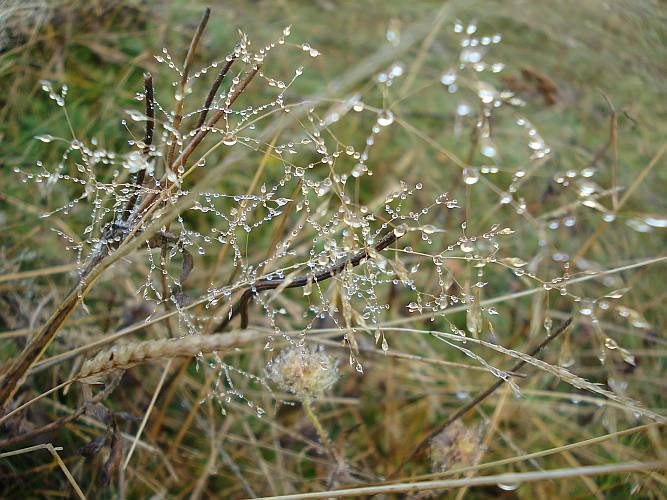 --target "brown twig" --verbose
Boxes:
[165,7,211,170]
[195,55,237,130]
[214,230,401,332]
[124,73,155,219]
[133,65,262,220]
[389,317,573,478]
